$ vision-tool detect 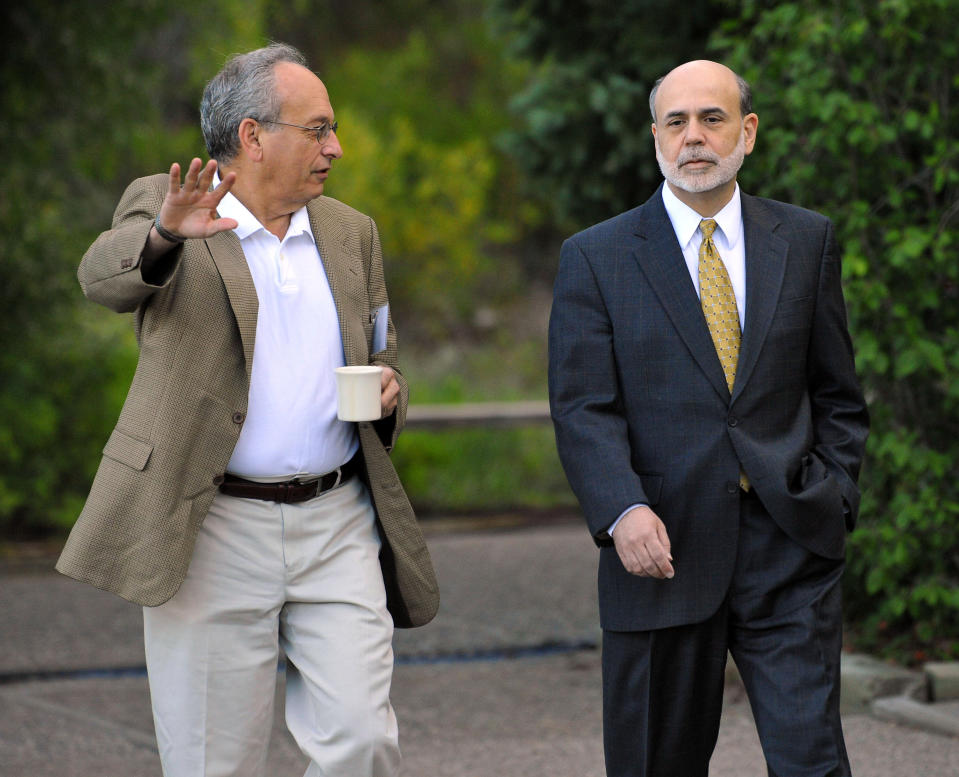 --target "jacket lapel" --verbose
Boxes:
[308,198,367,366]
[733,193,789,402]
[206,230,258,381]
[631,189,732,402]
